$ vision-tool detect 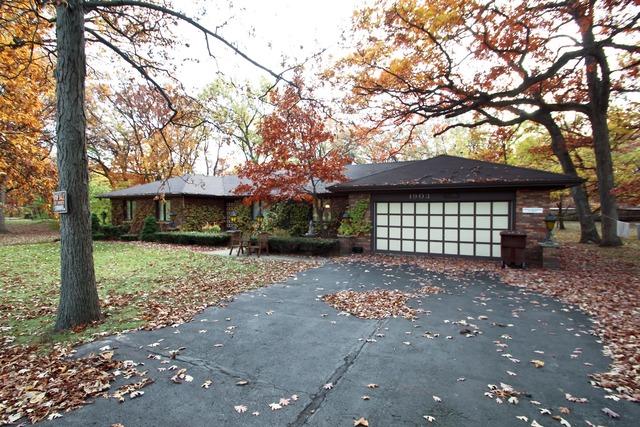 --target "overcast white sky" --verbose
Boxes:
[174,0,362,92]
